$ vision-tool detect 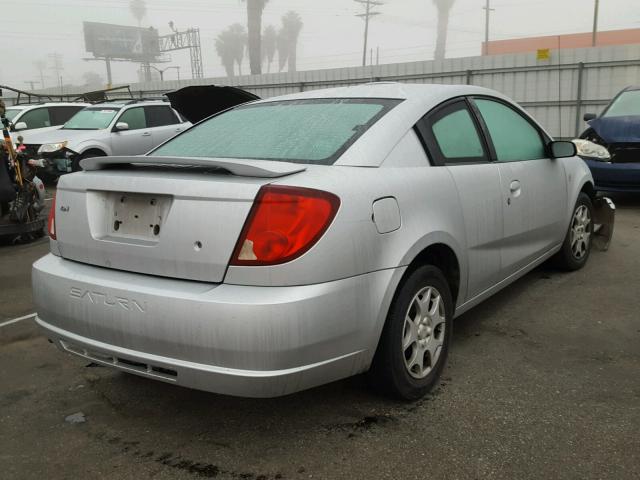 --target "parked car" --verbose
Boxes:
[5,102,89,135]
[20,99,190,175]
[576,86,640,192]
[33,83,612,400]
